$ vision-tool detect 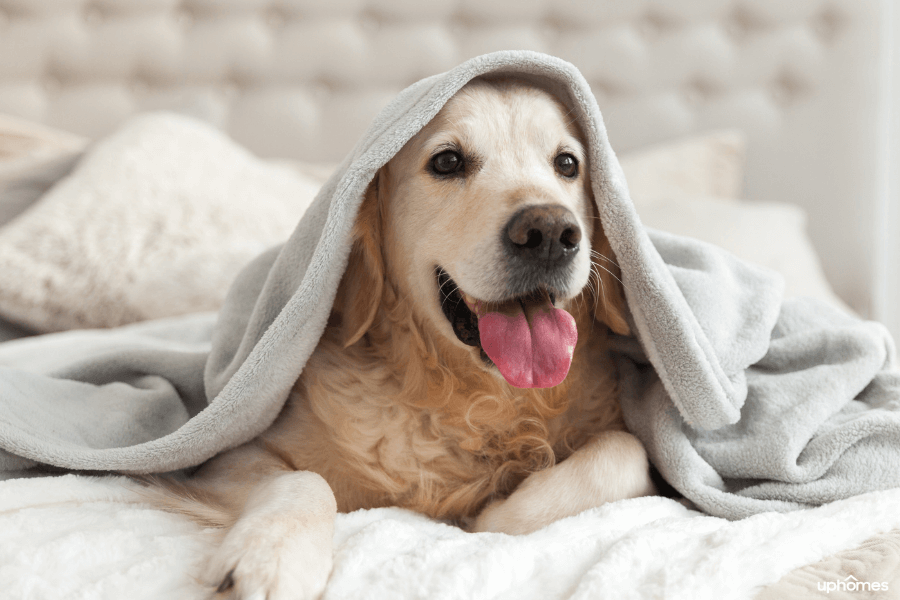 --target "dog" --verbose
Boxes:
[149,76,656,600]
